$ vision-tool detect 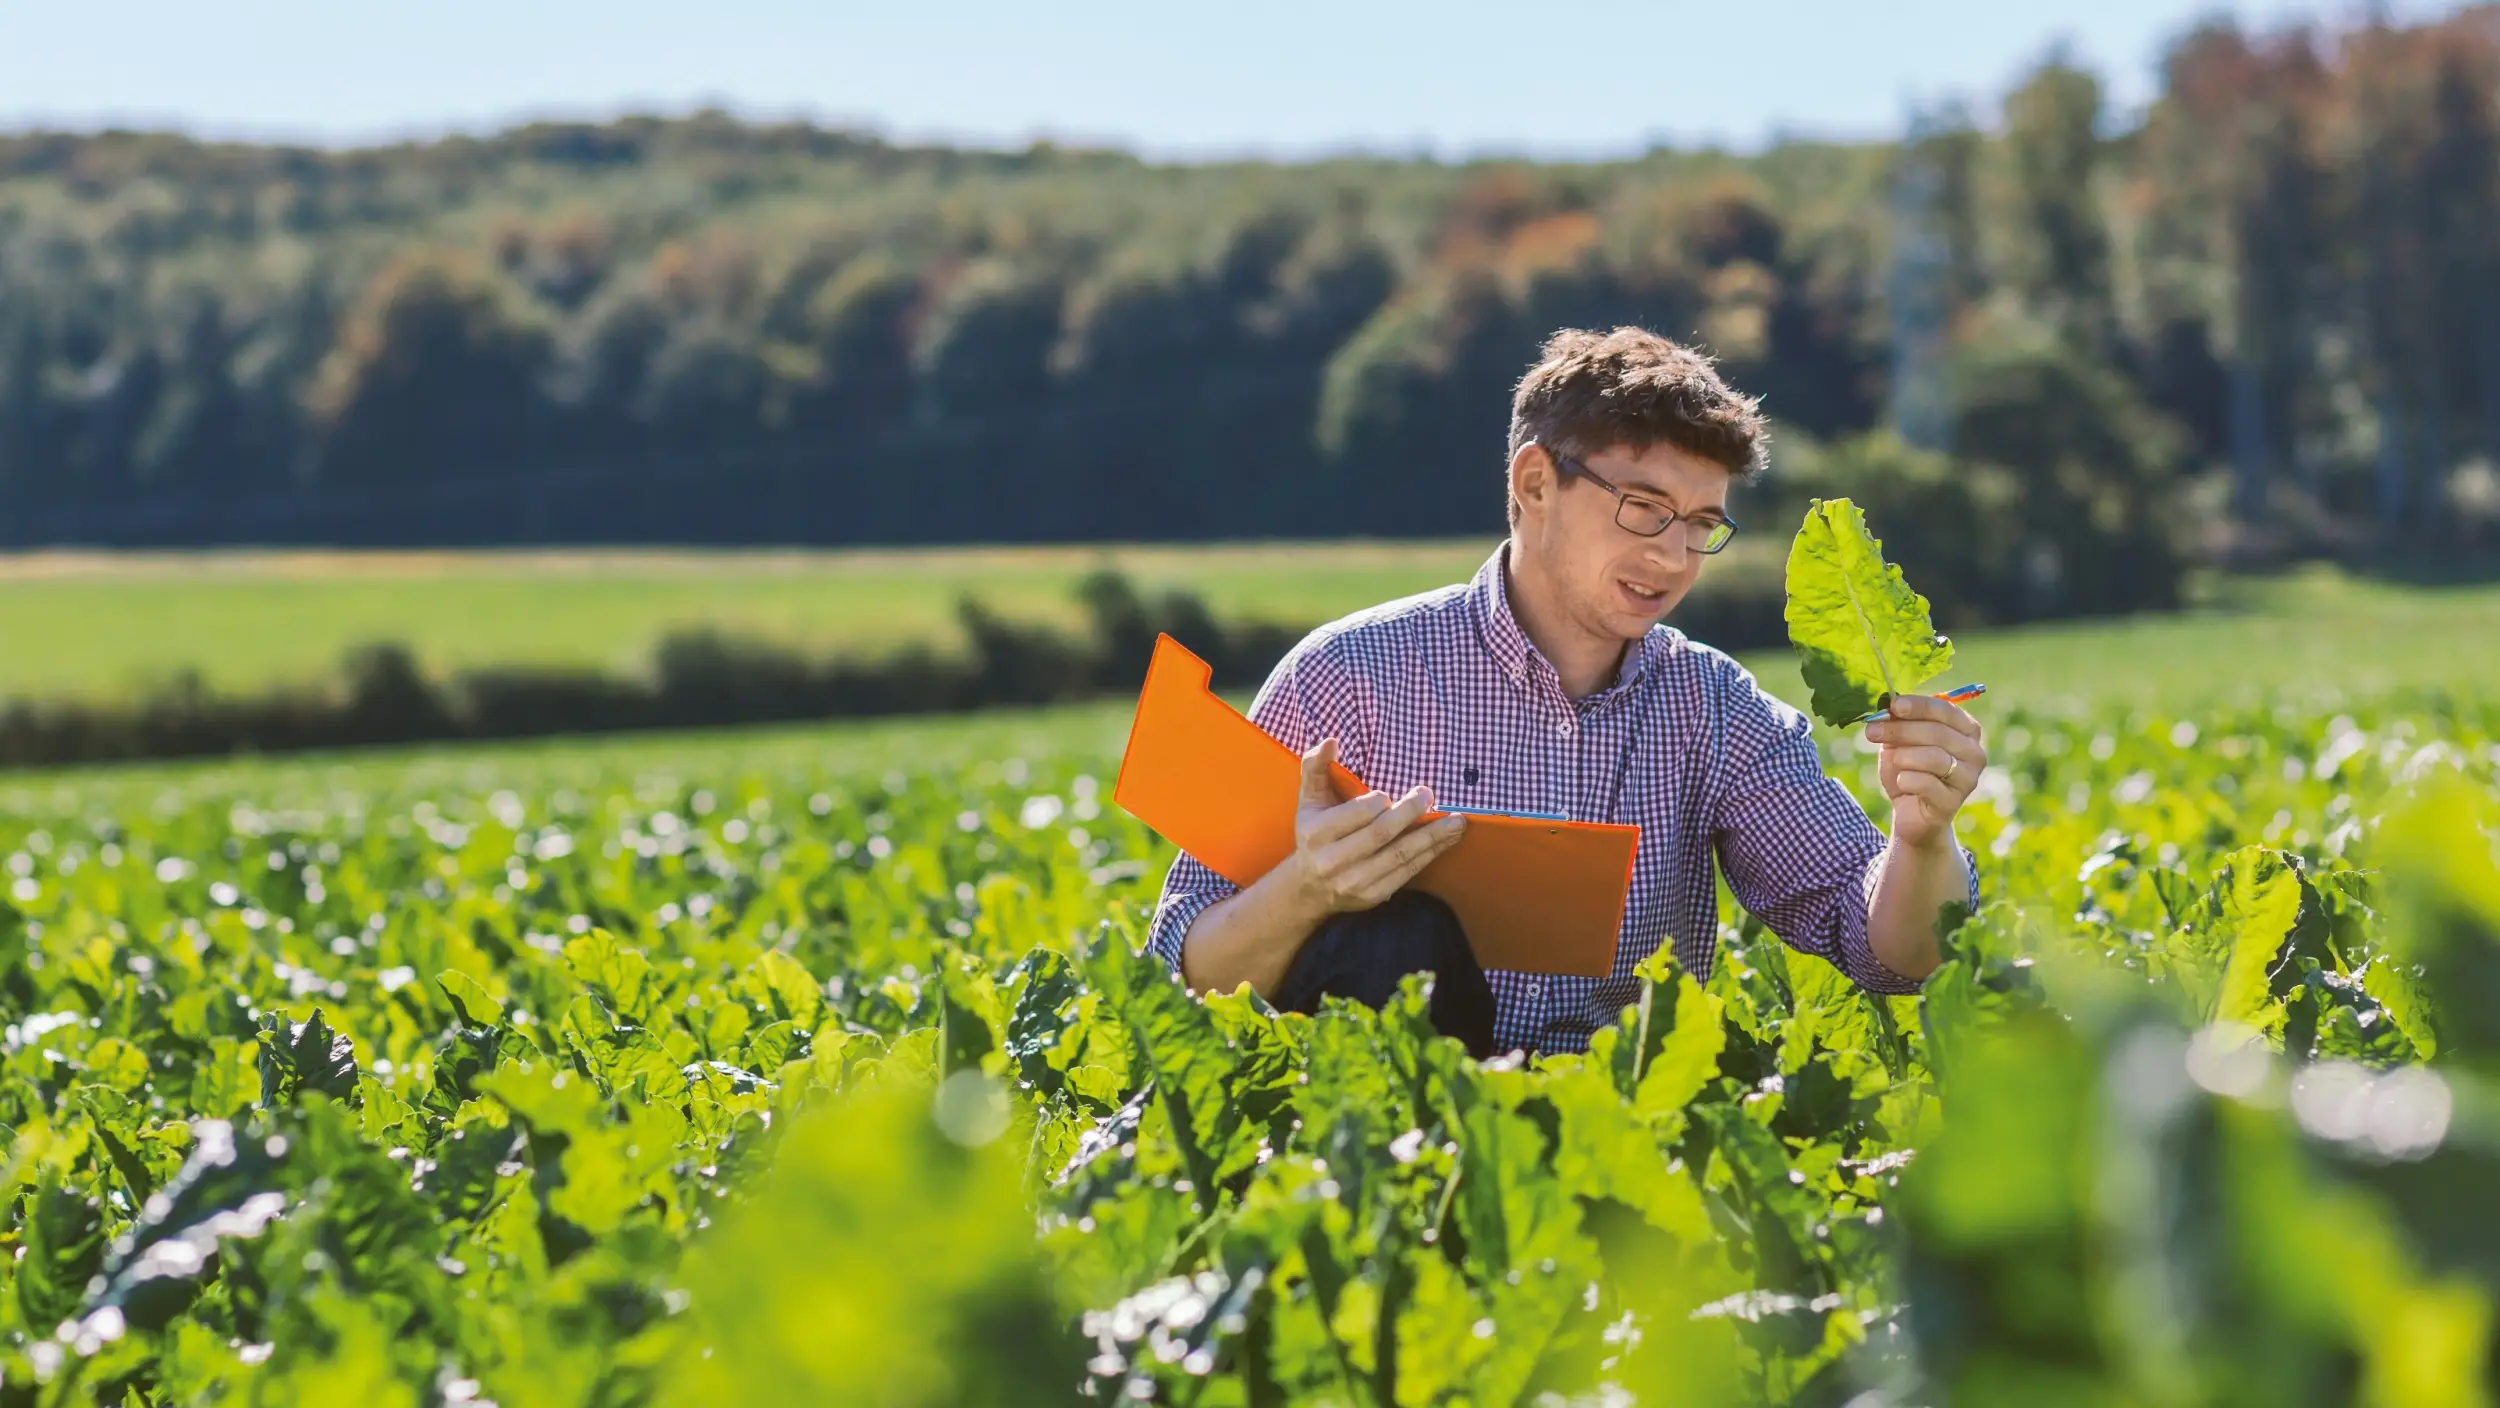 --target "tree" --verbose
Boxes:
[303,252,552,484]
[908,258,1063,424]
[2136,23,2331,523]
[1951,321,2191,616]
[1996,53,2117,357]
